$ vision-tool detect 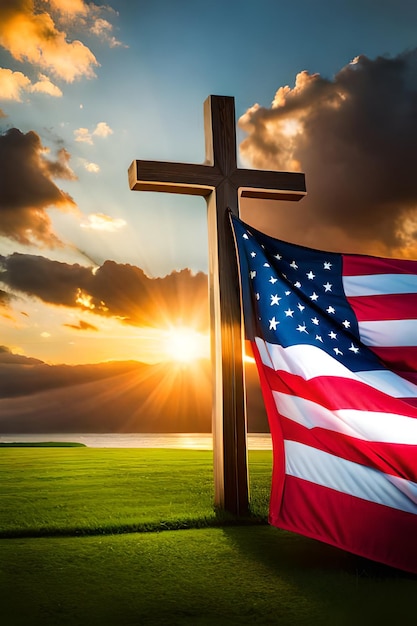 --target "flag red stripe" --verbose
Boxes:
[261,365,417,417]
[342,255,417,276]
[348,293,417,321]
[279,416,417,482]
[253,342,417,481]
[271,476,417,574]
[369,346,417,381]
